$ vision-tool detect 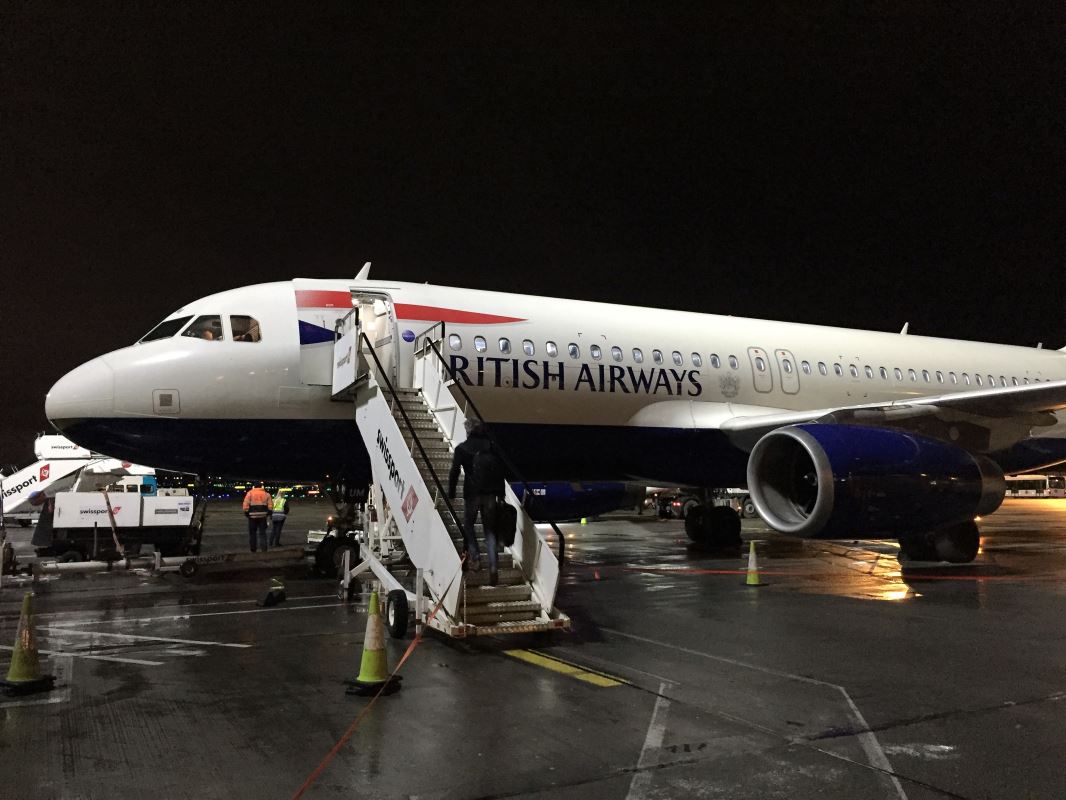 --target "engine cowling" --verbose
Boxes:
[746,424,1005,538]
